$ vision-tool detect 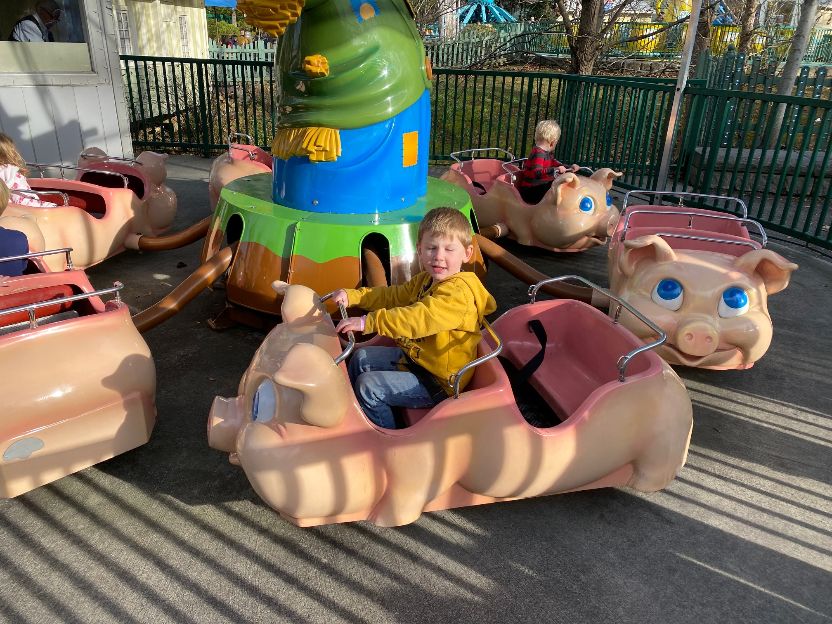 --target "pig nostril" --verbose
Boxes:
[705,336,713,344]
[684,332,693,342]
